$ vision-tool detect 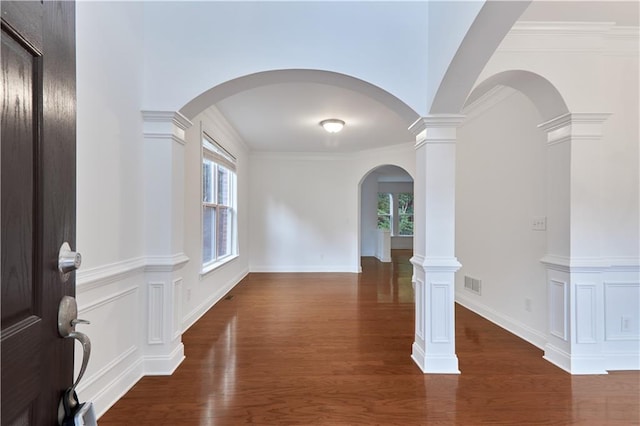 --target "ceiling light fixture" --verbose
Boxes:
[320,119,345,133]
